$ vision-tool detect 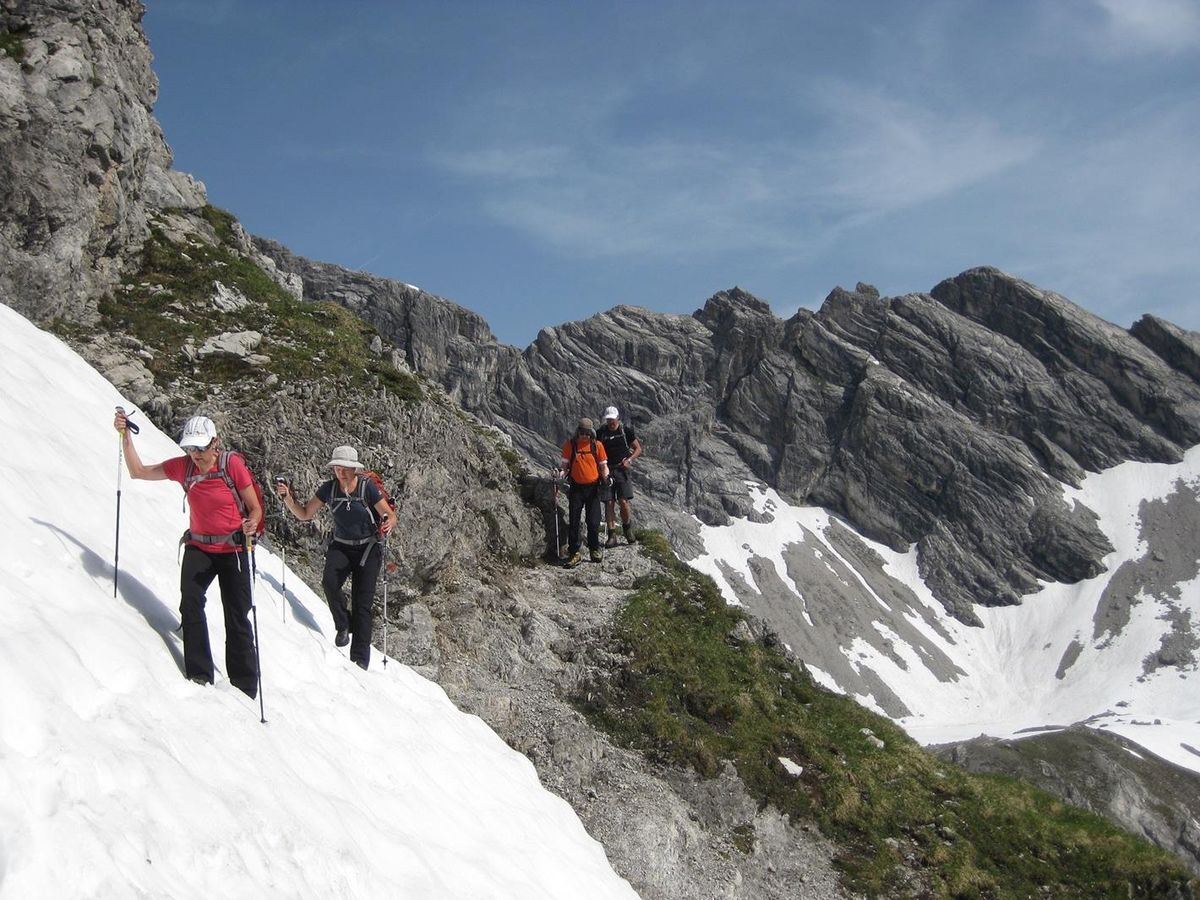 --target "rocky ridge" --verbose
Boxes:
[933,727,1200,875]
[254,247,1200,624]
